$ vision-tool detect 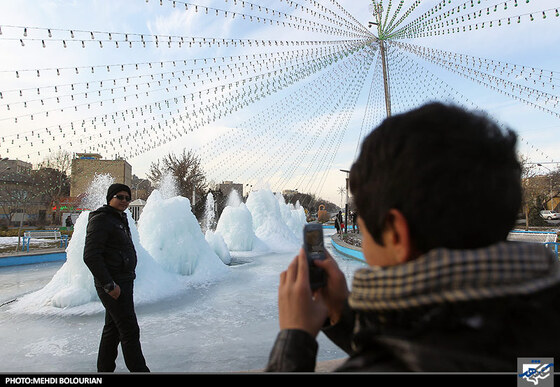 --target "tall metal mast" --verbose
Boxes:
[369,1,391,117]
[379,39,392,117]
